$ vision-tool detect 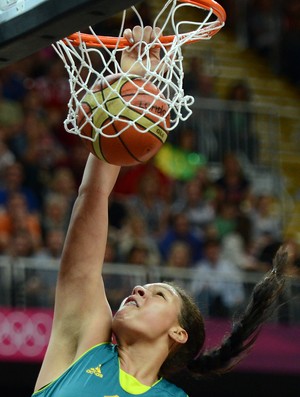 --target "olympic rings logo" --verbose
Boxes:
[0,310,52,359]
